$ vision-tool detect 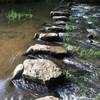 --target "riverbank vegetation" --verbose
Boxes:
[76,48,100,58]
[64,36,100,58]
[65,23,78,31]
[5,10,33,23]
